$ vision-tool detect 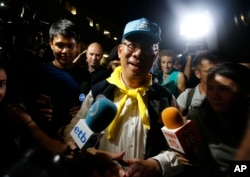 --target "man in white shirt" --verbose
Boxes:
[63,18,190,177]
[177,51,224,116]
